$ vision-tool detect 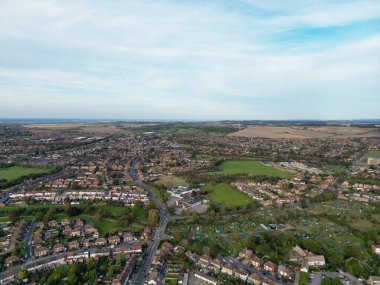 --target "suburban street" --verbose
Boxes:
[23,221,36,261]
[129,159,169,285]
